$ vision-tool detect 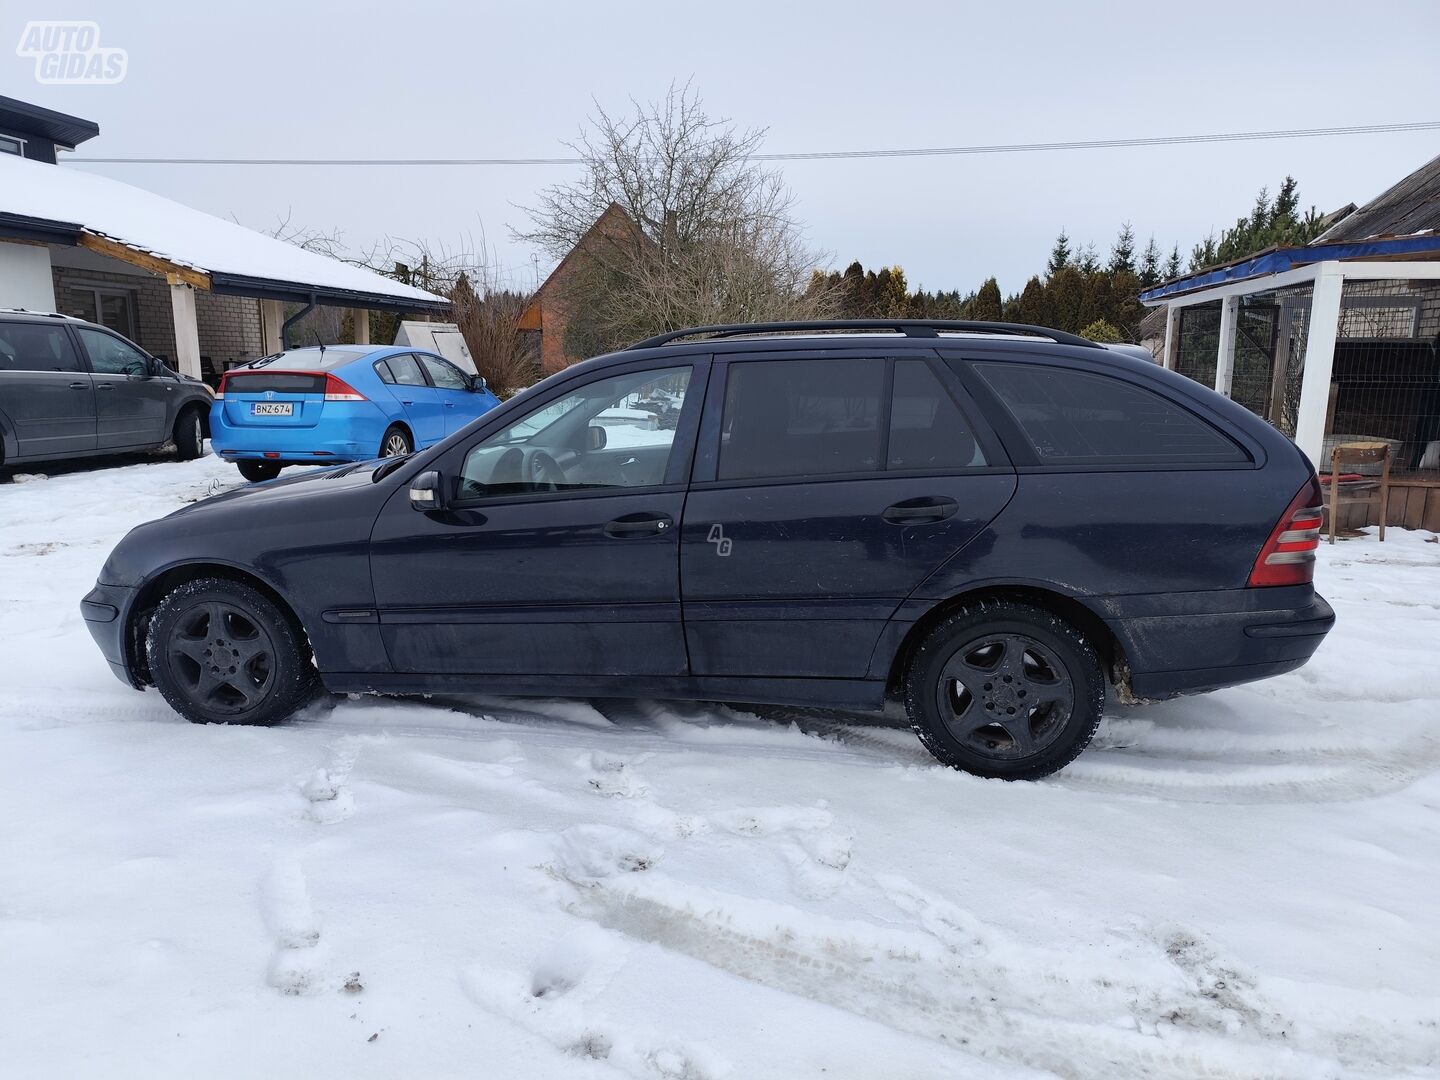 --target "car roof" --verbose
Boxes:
[577,324,1160,383]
